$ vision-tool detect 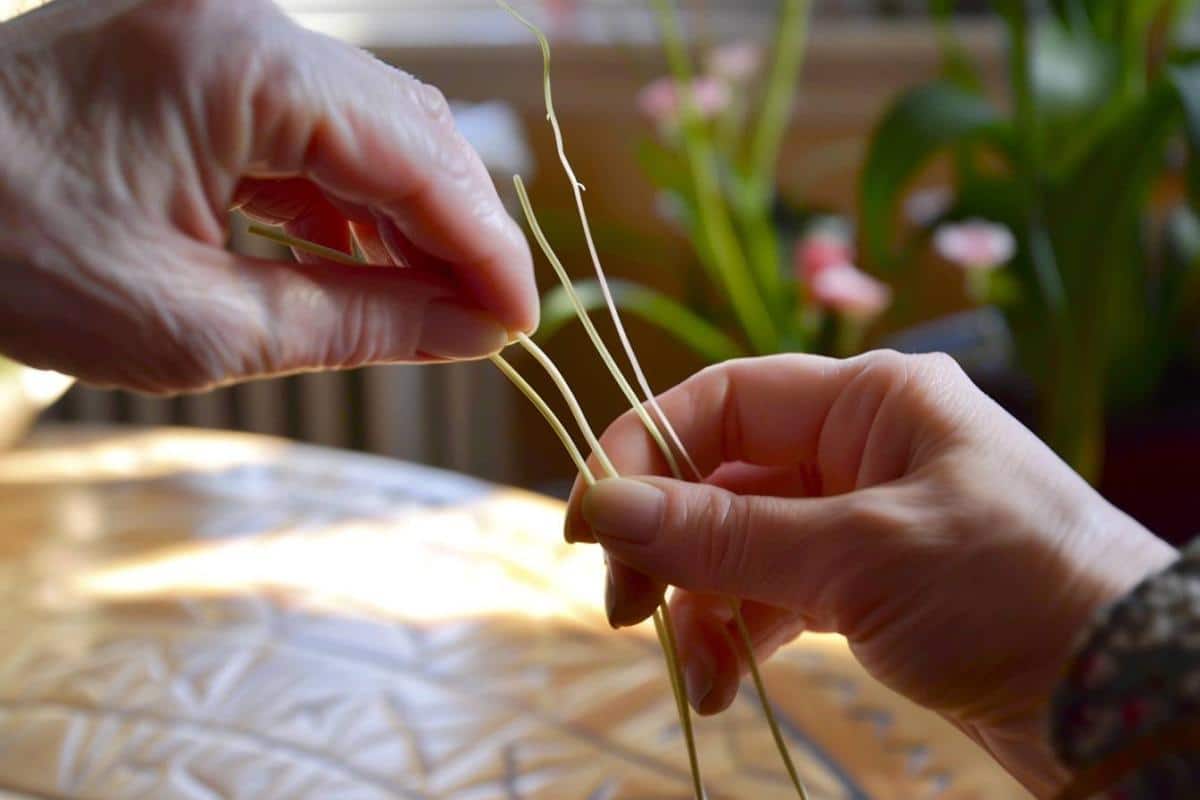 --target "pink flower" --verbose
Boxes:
[706,41,764,83]
[794,230,854,284]
[933,220,1016,271]
[904,186,953,227]
[810,263,892,321]
[637,76,731,127]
